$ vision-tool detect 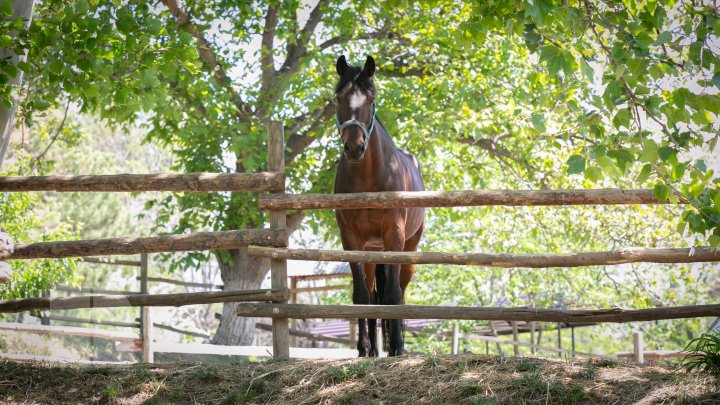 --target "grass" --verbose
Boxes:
[327,361,372,382]
[193,365,222,382]
[0,355,717,404]
[681,331,720,375]
[511,372,587,404]
[101,381,122,402]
